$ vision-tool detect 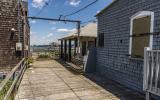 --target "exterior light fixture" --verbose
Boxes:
[10,28,16,41]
